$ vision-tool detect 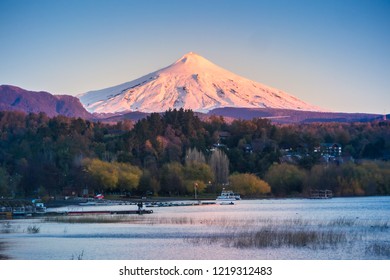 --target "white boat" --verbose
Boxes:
[216,189,241,202]
[79,200,109,206]
[79,201,97,206]
[34,202,46,213]
[32,200,46,214]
